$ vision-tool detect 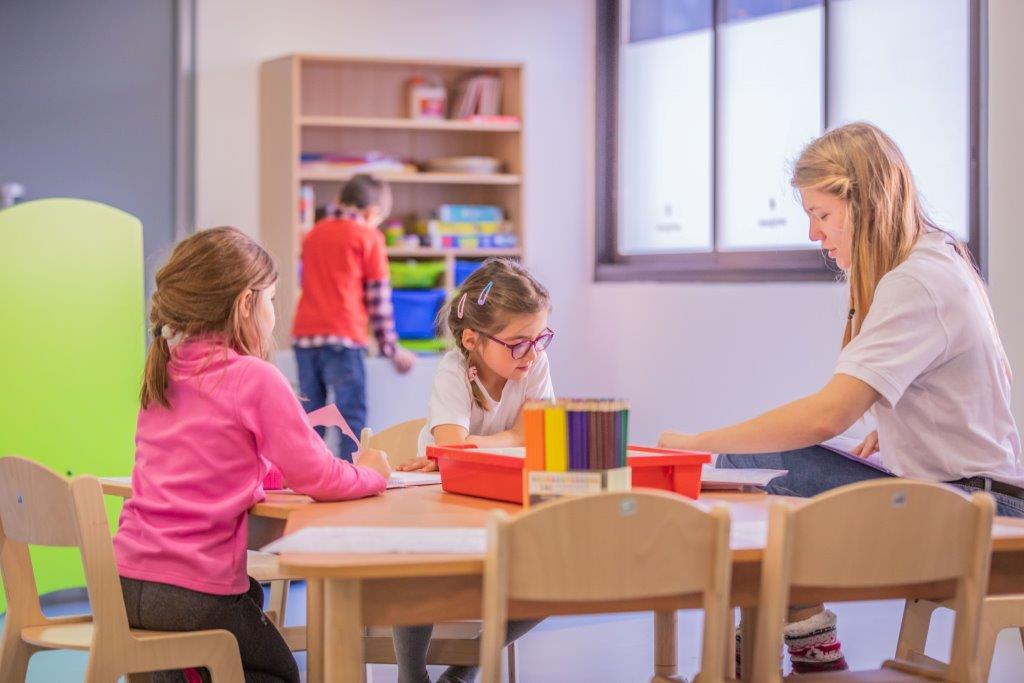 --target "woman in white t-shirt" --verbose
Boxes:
[394,258,554,683]
[659,122,1023,674]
